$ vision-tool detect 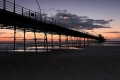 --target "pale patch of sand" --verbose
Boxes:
[0,45,120,80]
